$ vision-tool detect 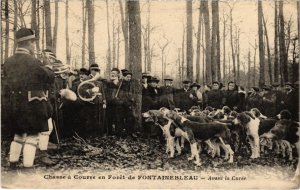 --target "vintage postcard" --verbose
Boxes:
[1,0,299,189]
